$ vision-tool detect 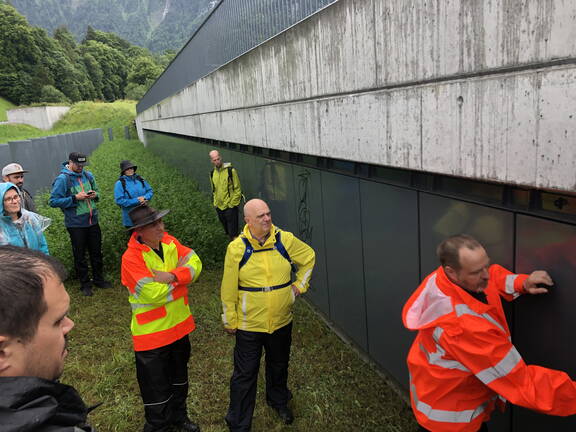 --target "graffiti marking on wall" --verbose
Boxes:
[298,170,312,242]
